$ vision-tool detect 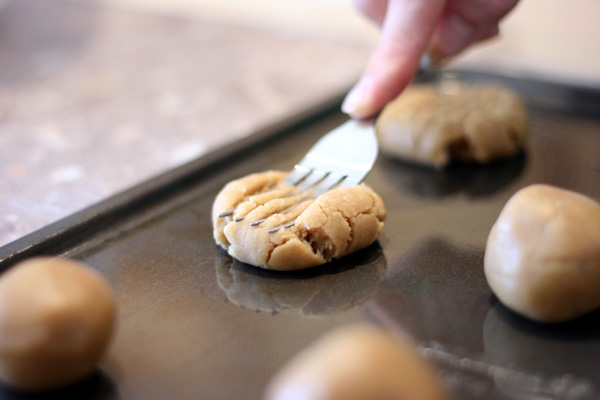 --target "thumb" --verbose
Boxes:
[342,0,445,119]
